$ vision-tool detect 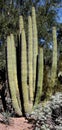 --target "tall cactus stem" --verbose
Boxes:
[7,36,22,116]
[21,27,31,113]
[51,26,57,87]
[32,6,38,93]
[35,46,43,104]
[10,34,22,109]
[28,15,33,103]
[19,15,24,34]
[47,26,57,98]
